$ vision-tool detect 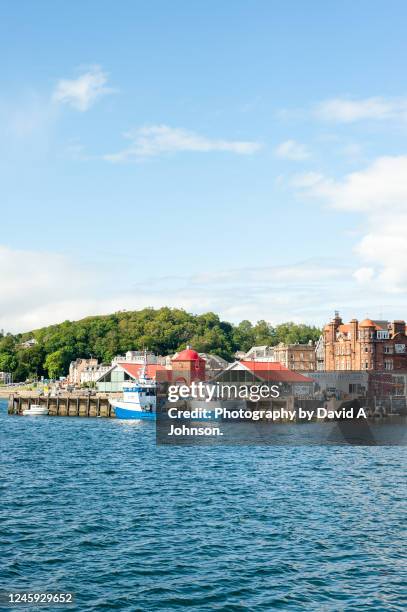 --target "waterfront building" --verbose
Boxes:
[238,360,315,391]
[86,346,211,392]
[68,358,99,386]
[323,312,407,371]
[302,370,369,396]
[112,350,163,365]
[213,360,315,414]
[198,353,229,378]
[315,335,325,370]
[171,347,206,384]
[80,363,111,385]
[242,343,316,371]
[96,362,171,393]
[0,371,12,384]
[243,346,275,361]
[271,342,316,371]
[301,369,407,412]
